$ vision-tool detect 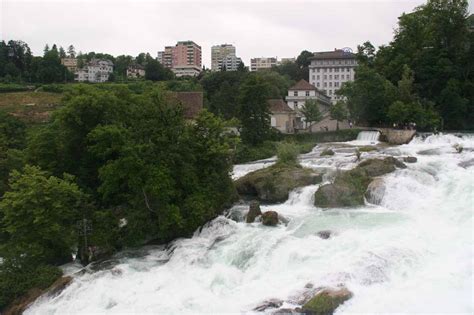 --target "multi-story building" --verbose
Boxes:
[250,57,277,71]
[285,79,332,129]
[308,49,358,104]
[211,44,242,71]
[75,59,113,83]
[61,57,78,72]
[158,41,202,77]
[126,64,145,78]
